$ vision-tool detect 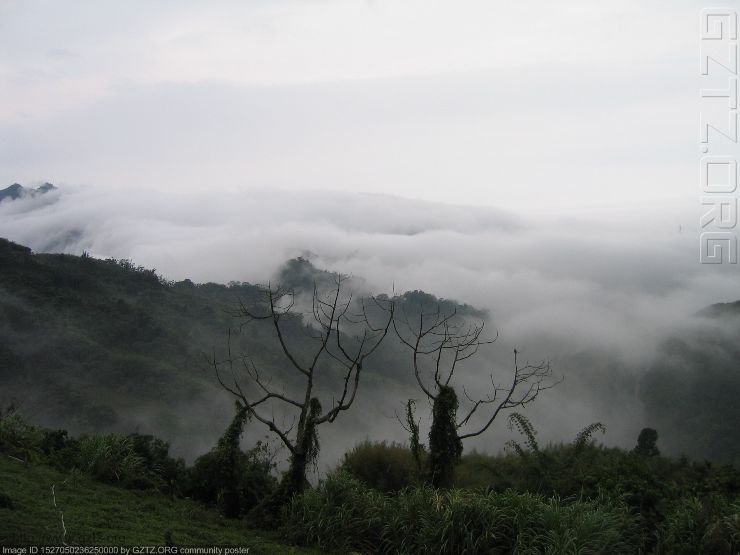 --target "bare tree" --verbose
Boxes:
[393,303,560,486]
[211,274,394,503]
